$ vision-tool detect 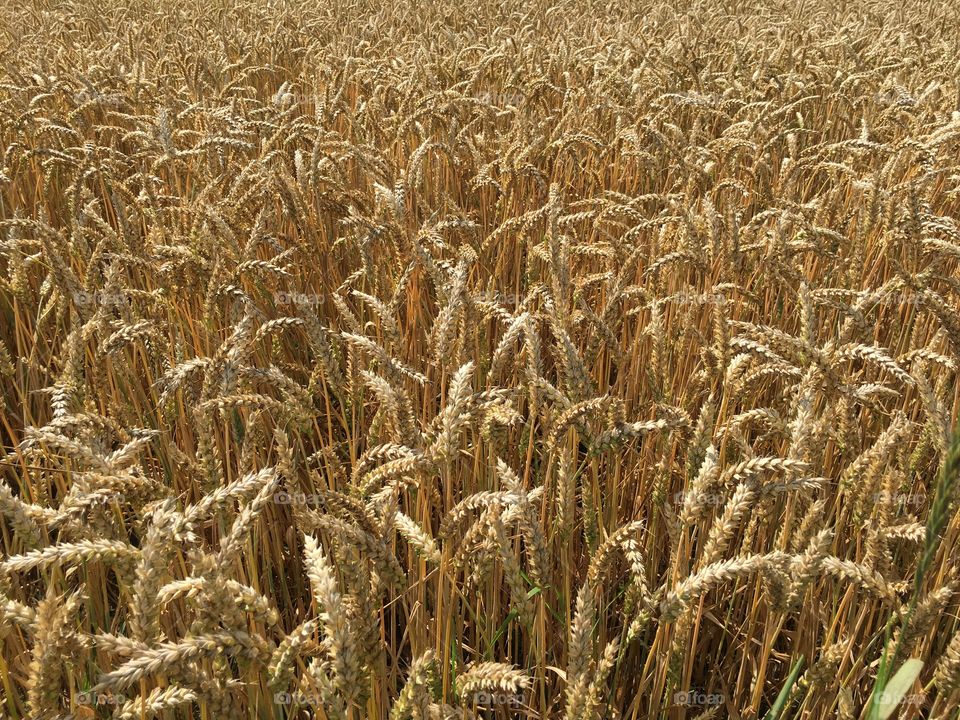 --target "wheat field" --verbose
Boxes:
[1,0,959,718]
